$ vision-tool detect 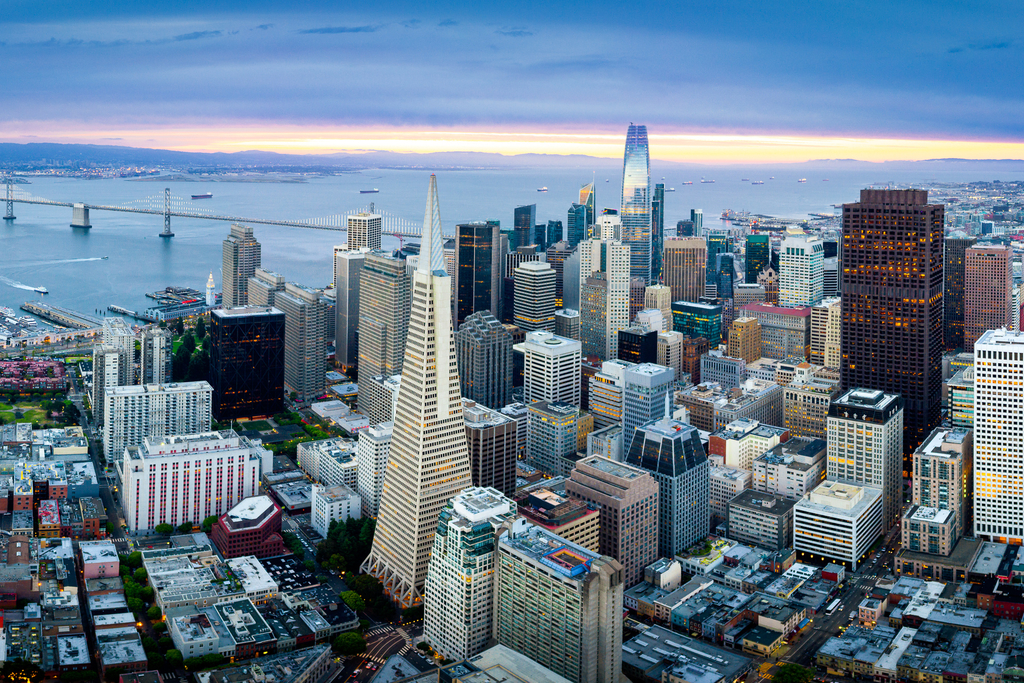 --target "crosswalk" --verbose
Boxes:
[110,537,129,544]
